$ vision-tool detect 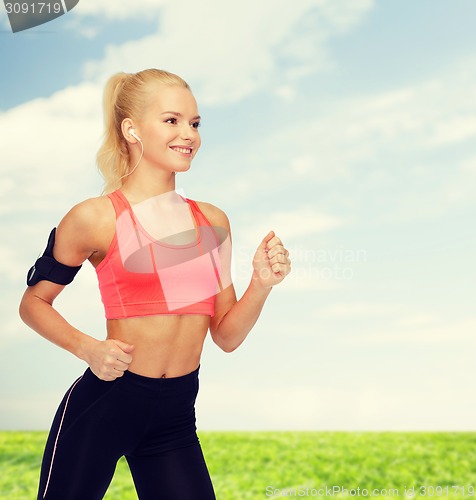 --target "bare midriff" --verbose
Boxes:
[106,314,211,378]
